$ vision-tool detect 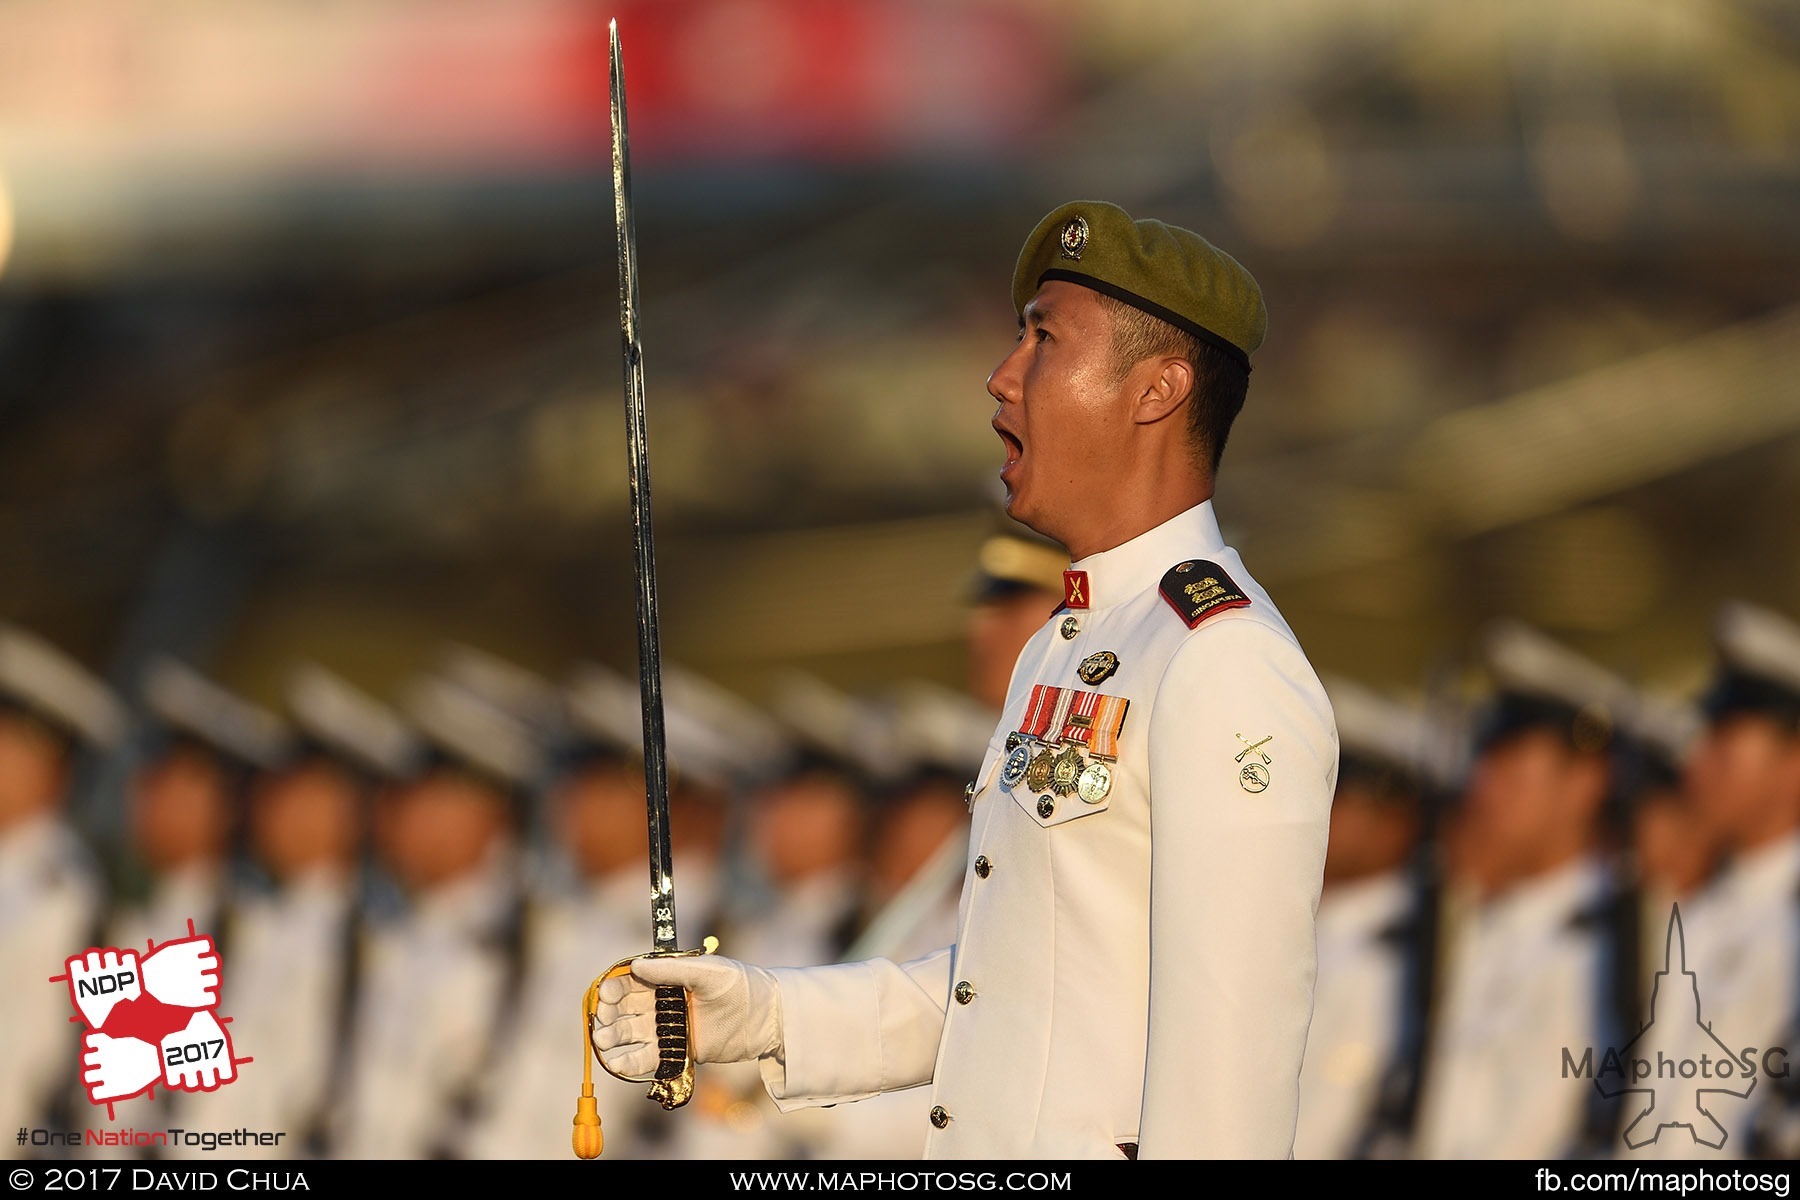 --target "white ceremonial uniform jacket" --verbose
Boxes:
[162,868,358,1158]
[1294,869,1414,1160]
[1,816,103,1157]
[332,853,516,1159]
[758,501,1338,1158]
[1640,832,1800,1159]
[1413,856,1613,1159]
